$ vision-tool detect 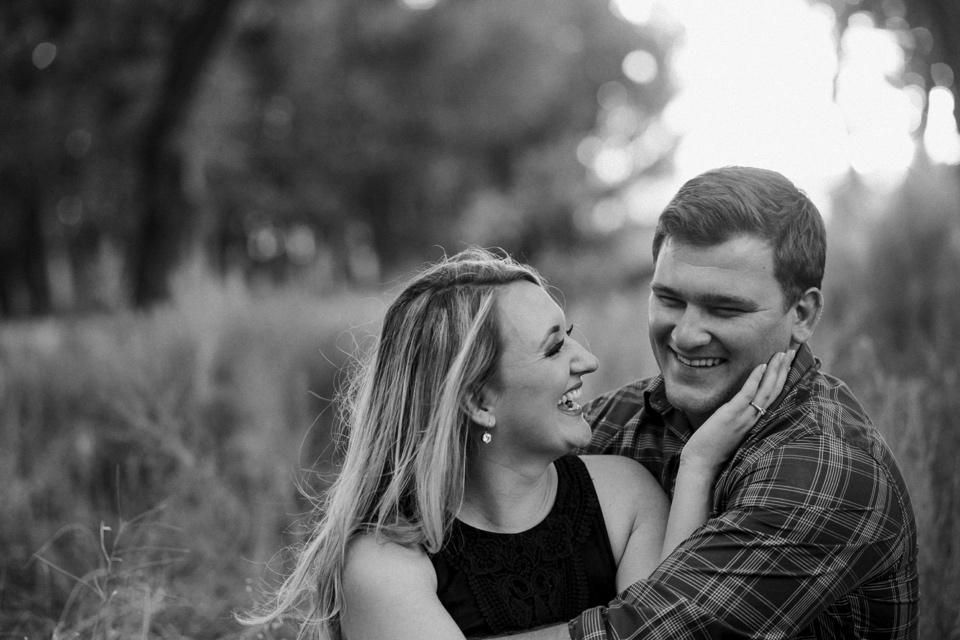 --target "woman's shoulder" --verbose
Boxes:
[341,534,467,639]
[343,533,436,593]
[578,455,668,518]
[578,454,660,489]
[575,455,668,568]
